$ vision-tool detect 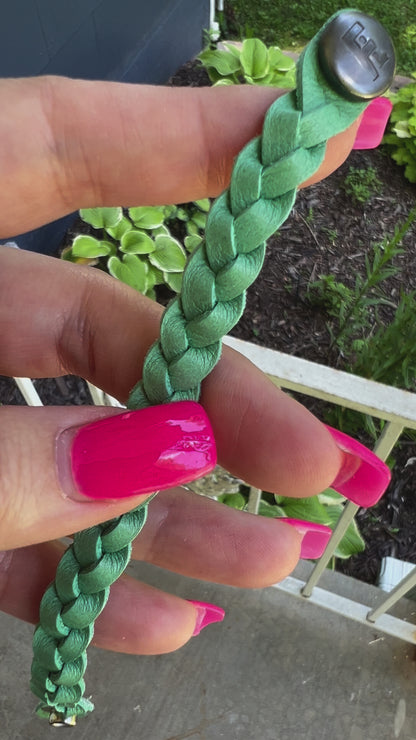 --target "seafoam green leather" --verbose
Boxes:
[31,10,370,722]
